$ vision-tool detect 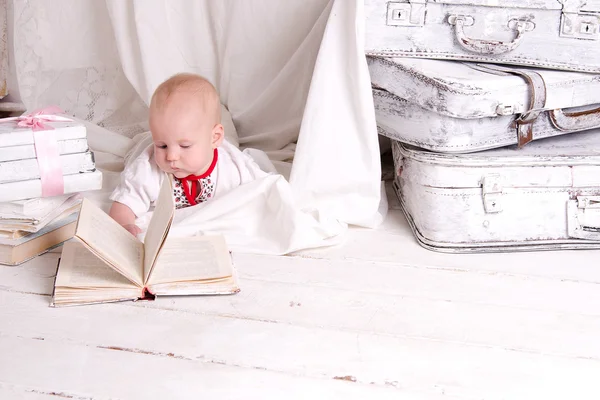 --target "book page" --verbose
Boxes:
[143,174,175,285]
[147,236,234,285]
[55,241,139,289]
[75,199,144,286]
